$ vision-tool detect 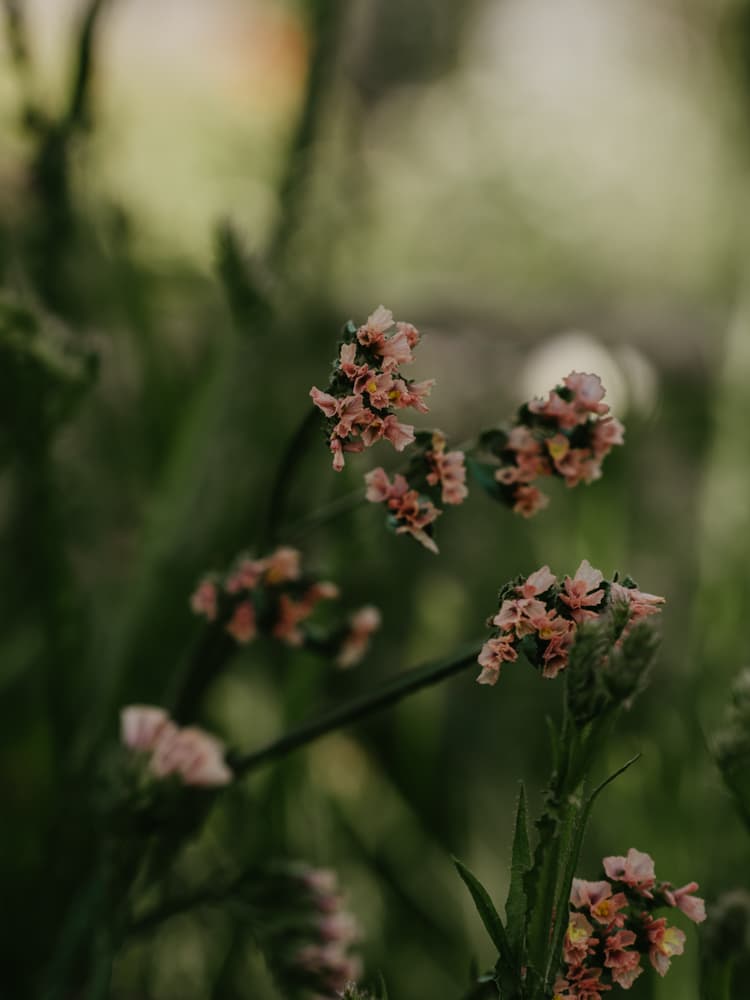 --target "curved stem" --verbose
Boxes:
[264,405,320,546]
[230,640,483,775]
